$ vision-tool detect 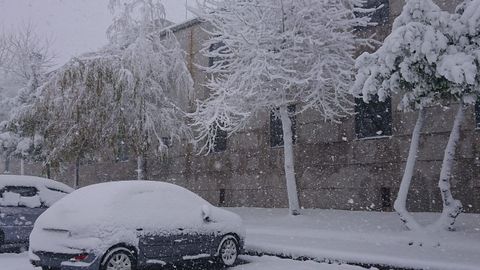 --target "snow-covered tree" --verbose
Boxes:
[22,0,193,183]
[191,0,372,215]
[0,25,54,175]
[353,0,480,231]
[106,0,194,180]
